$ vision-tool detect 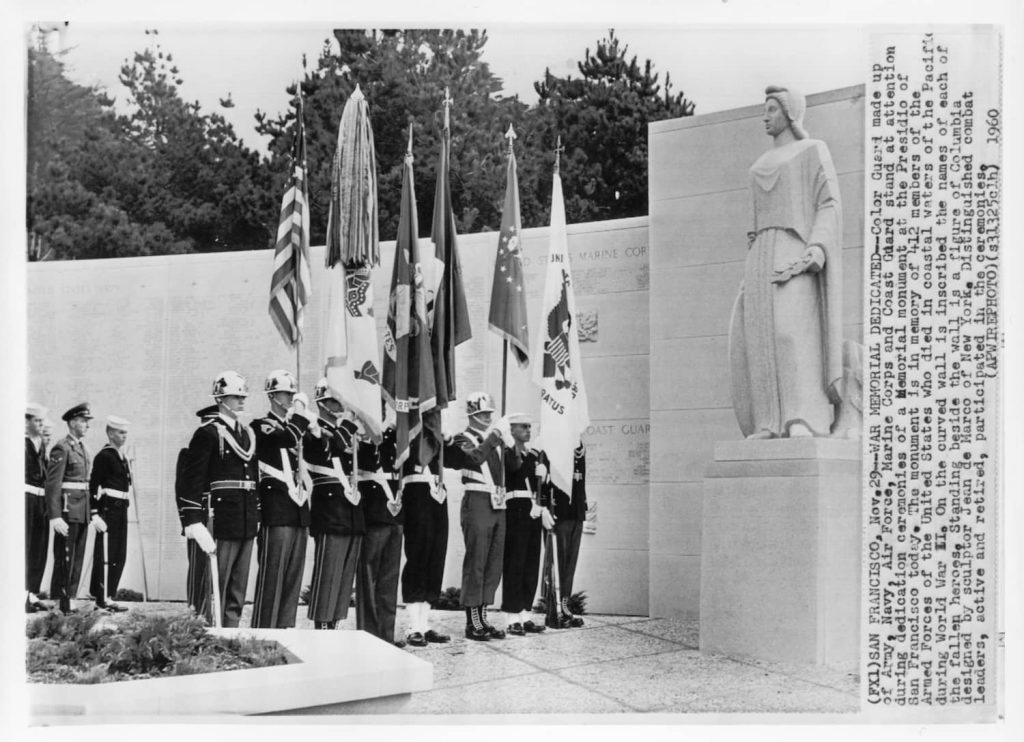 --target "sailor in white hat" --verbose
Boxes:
[88,415,134,611]
[25,403,50,612]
